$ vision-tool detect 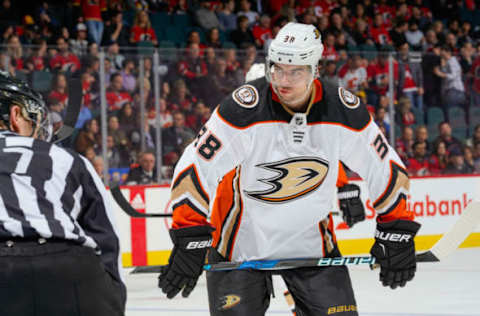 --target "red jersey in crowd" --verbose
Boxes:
[177,60,207,79]
[322,44,338,61]
[30,56,46,71]
[369,24,391,45]
[375,4,395,28]
[48,90,69,108]
[82,80,92,108]
[407,157,429,176]
[401,64,418,93]
[400,111,416,127]
[267,0,289,12]
[428,154,447,175]
[367,59,398,96]
[49,53,81,73]
[73,0,106,21]
[106,91,132,111]
[130,26,157,43]
[471,57,480,93]
[252,25,272,47]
